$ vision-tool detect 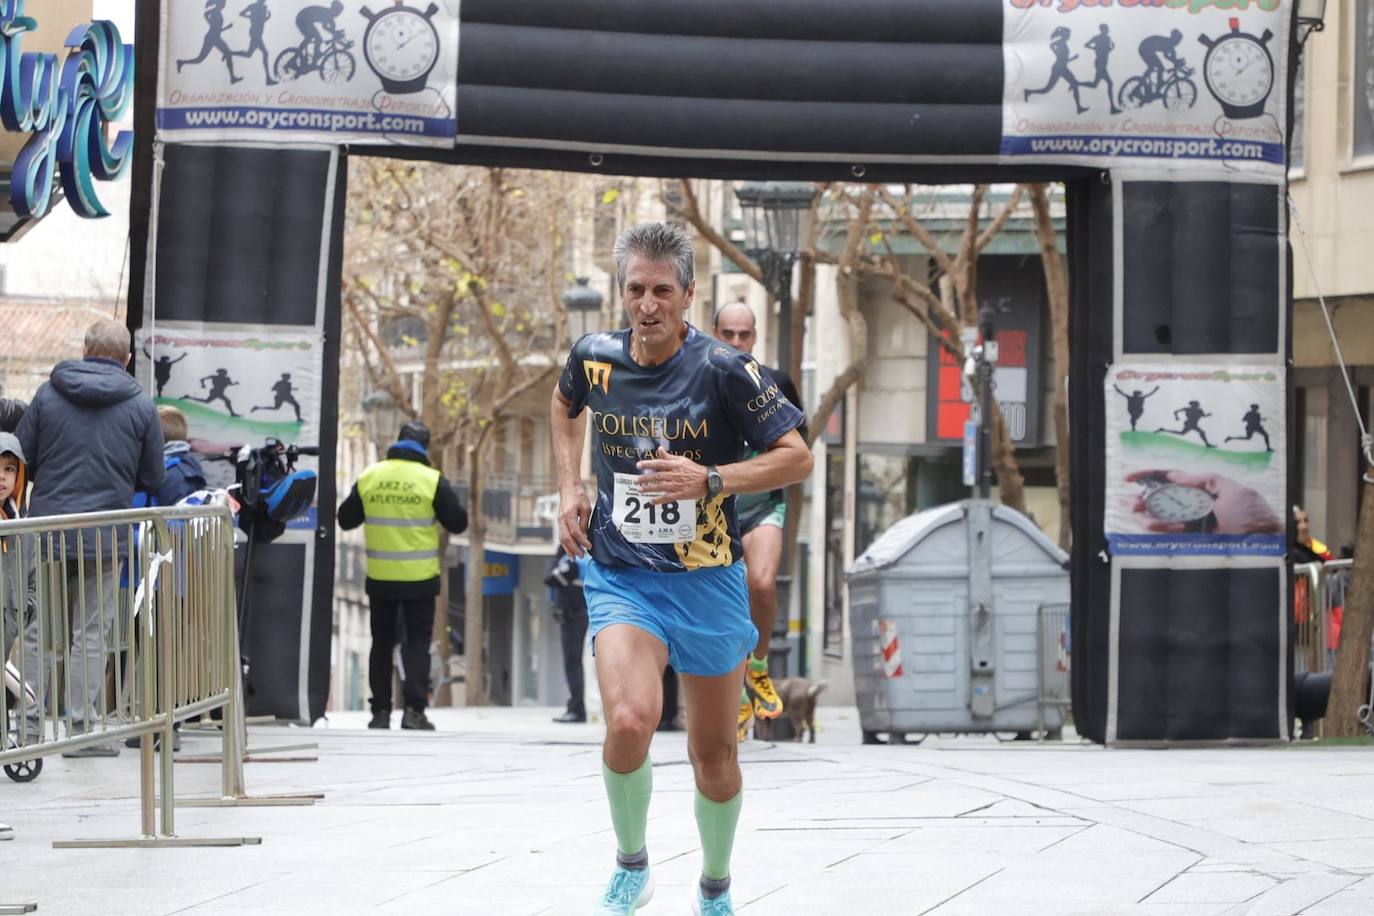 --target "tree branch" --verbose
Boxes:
[975,185,1027,255]
[877,186,956,279]
[672,179,764,284]
[806,188,875,447]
